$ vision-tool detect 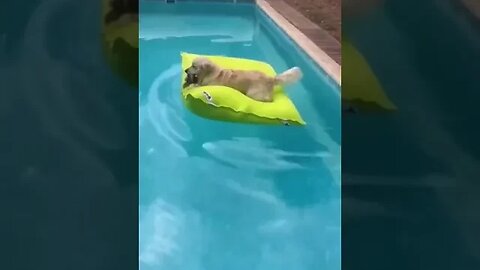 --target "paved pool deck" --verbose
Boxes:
[257,0,341,84]
[263,0,341,64]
